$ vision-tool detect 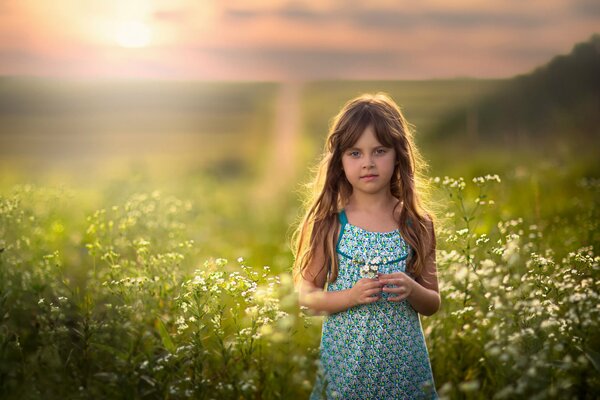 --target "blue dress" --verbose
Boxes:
[310,210,438,400]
